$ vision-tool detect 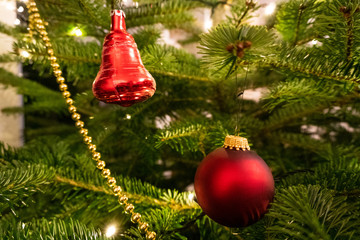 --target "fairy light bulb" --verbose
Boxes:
[105,225,117,237]
[20,50,30,58]
[188,192,195,201]
[69,27,83,37]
